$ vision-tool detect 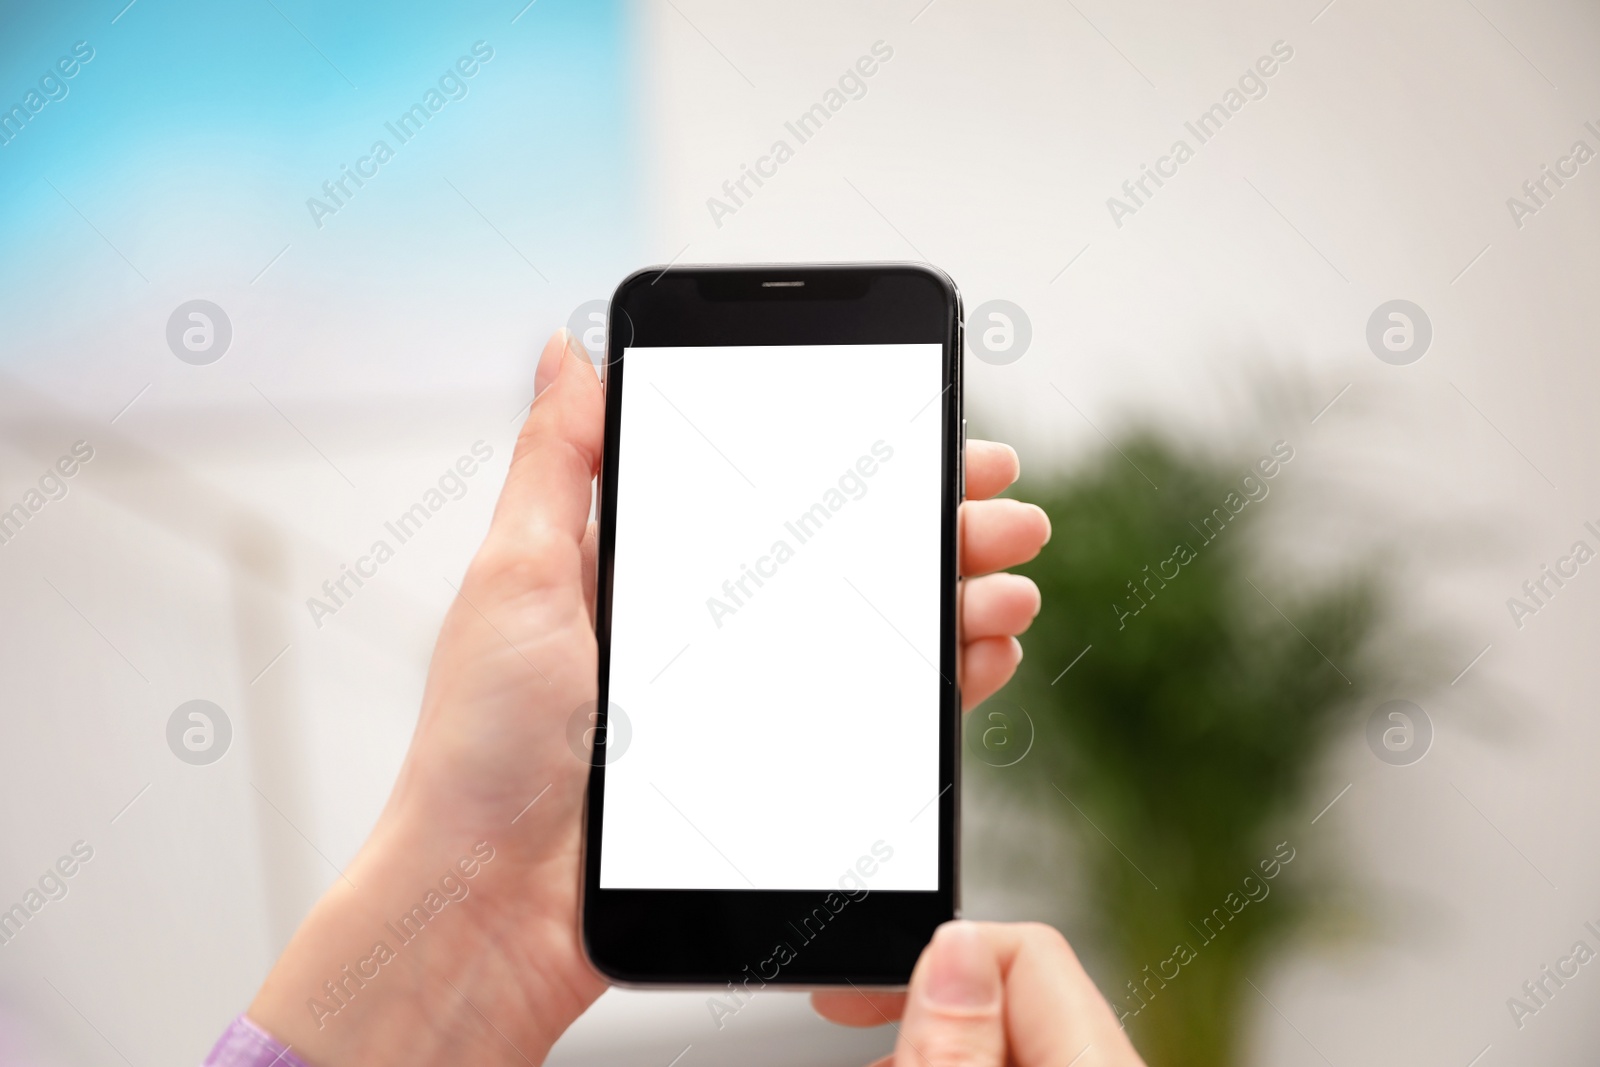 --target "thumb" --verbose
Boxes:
[482,329,604,577]
[894,922,1006,1067]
